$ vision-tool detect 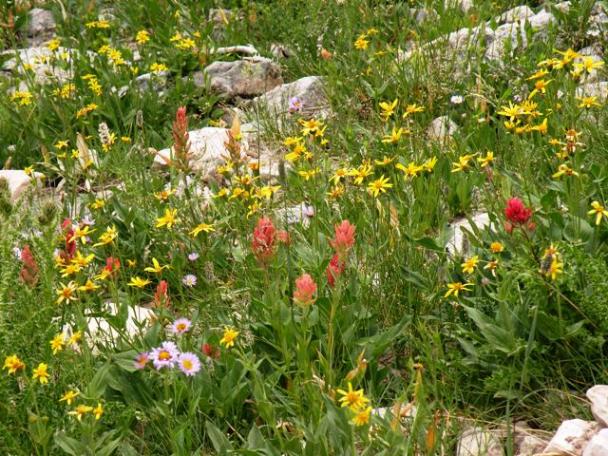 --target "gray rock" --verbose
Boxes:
[456,427,502,456]
[427,115,459,143]
[2,46,74,84]
[202,57,283,98]
[544,419,599,455]
[445,0,474,14]
[485,22,527,61]
[584,429,608,456]
[446,212,492,257]
[527,10,556,30]
[553,1,571,13]
[587,385,608,427]
[270,43,294,59]
[250,76,329,119]
[497,5,534,24]
[27,8,56,45]
[213,44,259,57]
[117,71,169,97]
[411,7,438,24]
[576,81,608,100]
[515,435,548,456]
[0,170,44,202]
[208,8,237,25]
